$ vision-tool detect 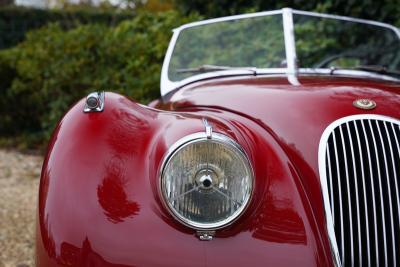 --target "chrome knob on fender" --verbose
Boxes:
[83,91,105,113]
[86,95,100,109]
